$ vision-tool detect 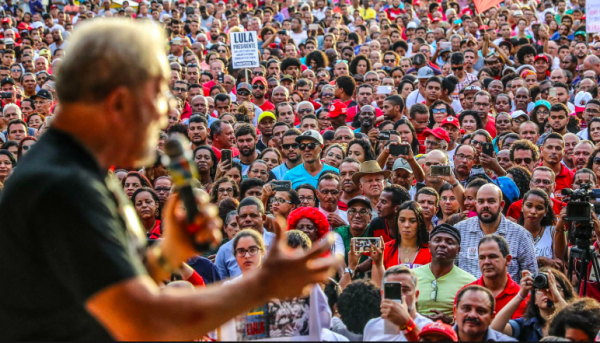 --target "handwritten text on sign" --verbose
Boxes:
[587,0,600,33]
[230,31,260,69]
